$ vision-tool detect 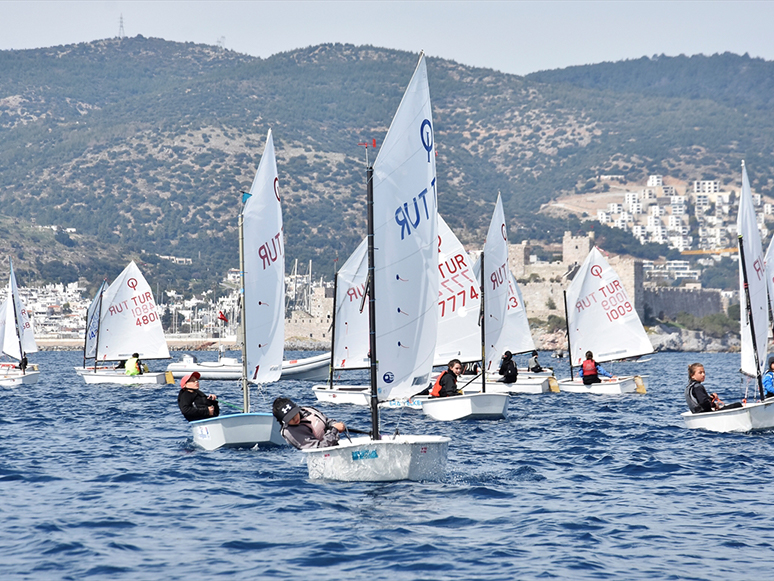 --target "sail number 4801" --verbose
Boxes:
[132,304,159,327]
